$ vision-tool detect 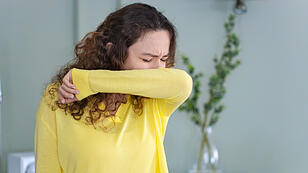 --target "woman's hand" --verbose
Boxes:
[58,69,79,104]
